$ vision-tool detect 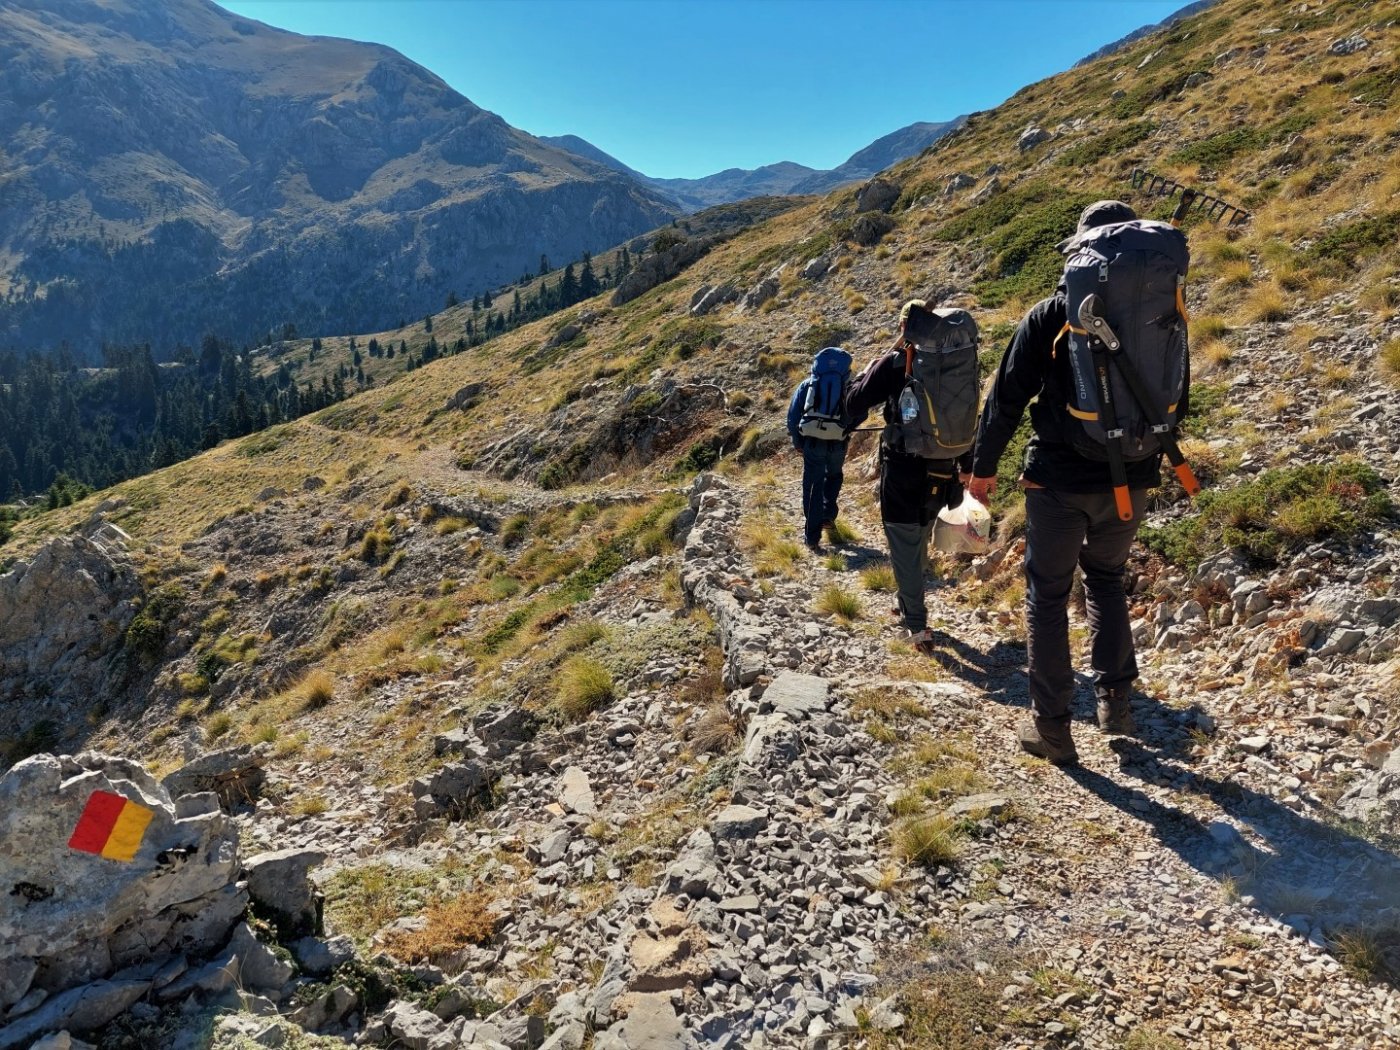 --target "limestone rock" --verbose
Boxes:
[162,746,267,811]
[689,283,738,316]
[855,178,900,214]
[0,980,149,1049]
[1329,34,1369,55]
[0,753,239,1017]
[559,767,597,816]
[244,848,325,936]
[0,537,142,727]
[1017,124,1050,151]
